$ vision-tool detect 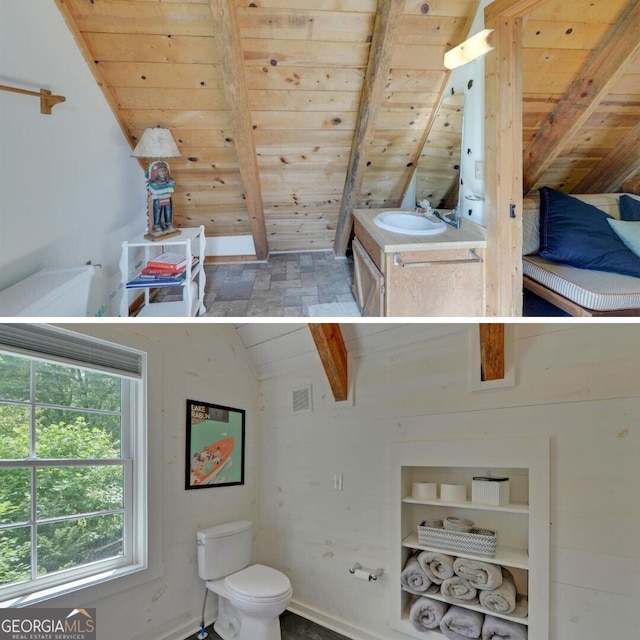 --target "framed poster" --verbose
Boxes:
[186,399,245,490]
